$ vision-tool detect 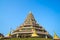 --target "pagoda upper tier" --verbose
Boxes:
[21,11,38,26]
